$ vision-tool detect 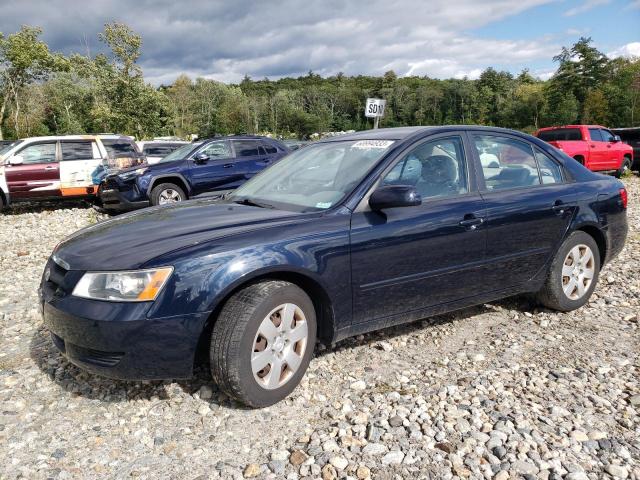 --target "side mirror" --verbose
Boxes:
[612,135,621,143]
[369,185,421,210]
[193,153,210,164]
[8,155,24,165]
